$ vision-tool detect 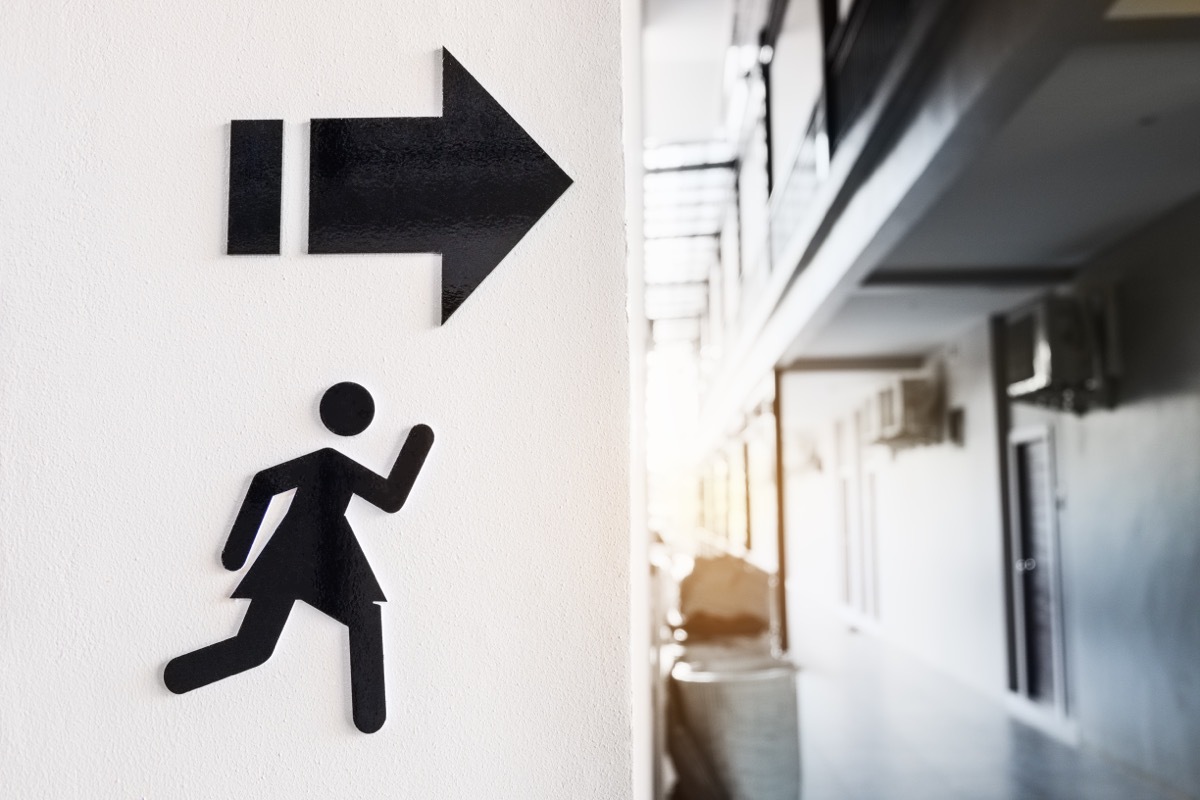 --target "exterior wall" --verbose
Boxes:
[781,424,845,667]
[783,322,1009,696]
[872,326,1008,696]
[1012,198,1200,796]
[0,3,630,798]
